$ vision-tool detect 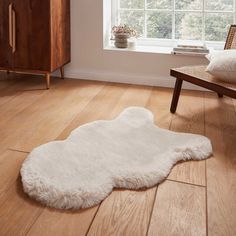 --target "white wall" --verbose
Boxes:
[64,0,209,89]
